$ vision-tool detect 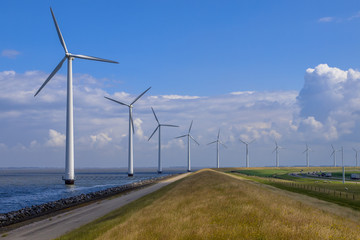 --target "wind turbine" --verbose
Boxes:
[239,139,255,168]
[175,121,199,172]
[34,8,118,185]
[303,144,312,167]
[341,146,345,184]
[330,144,339,167]
[353,148,358,167]
[104,87,151,177]
[207,129,227,168]
[148,107,179,174]
[272,141,284,167]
